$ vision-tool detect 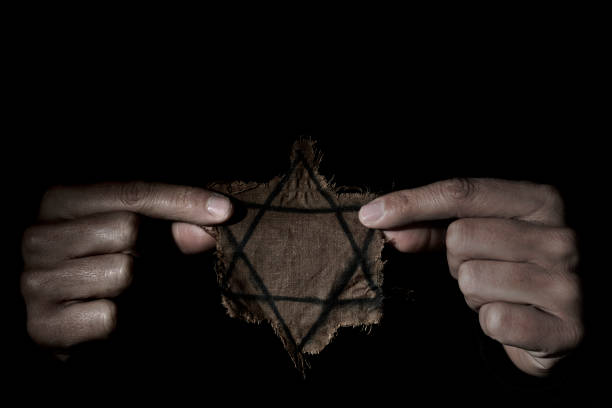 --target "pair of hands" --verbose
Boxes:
[21,179,583,376]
